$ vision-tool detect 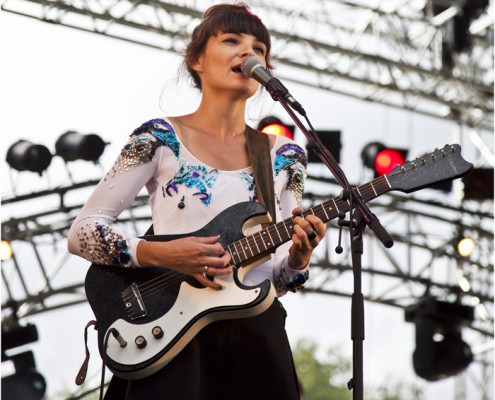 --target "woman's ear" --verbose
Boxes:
[191,55,204,73]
